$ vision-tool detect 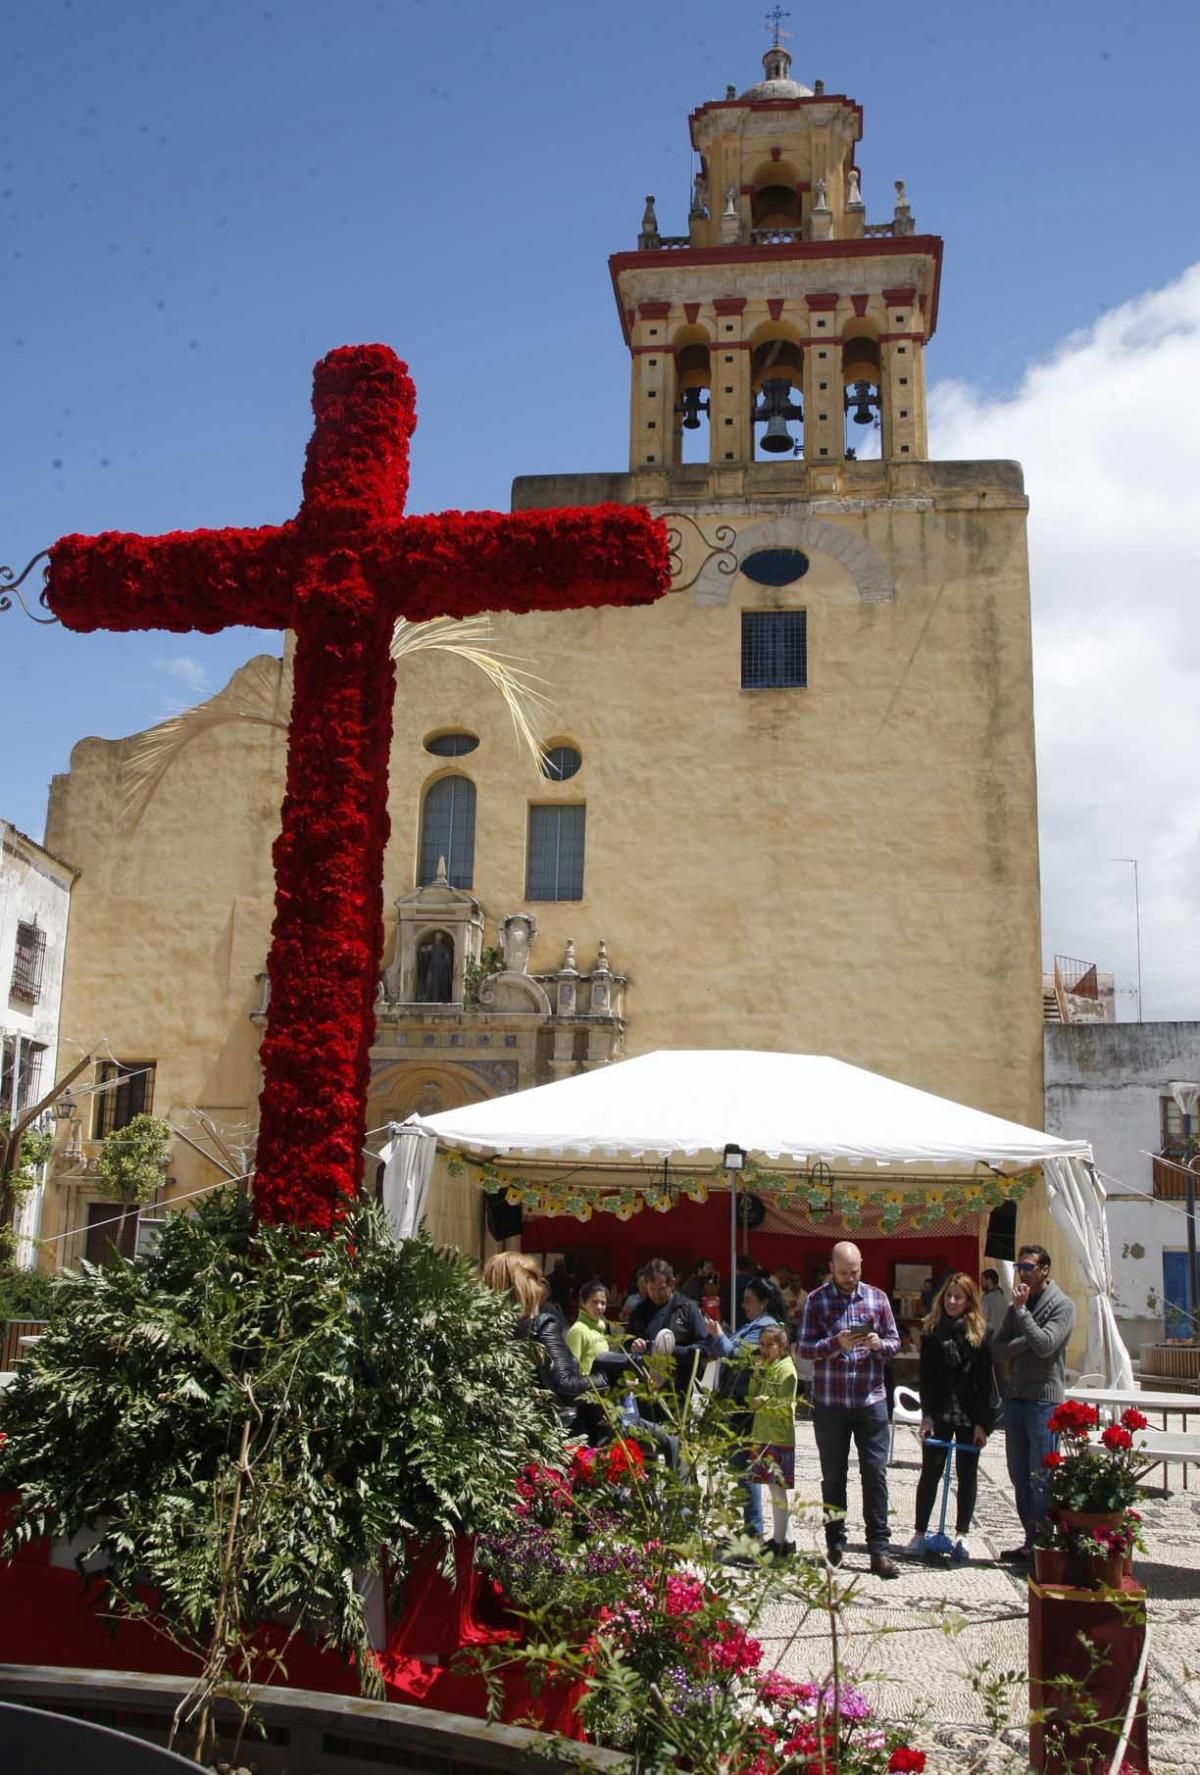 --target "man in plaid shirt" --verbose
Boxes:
[795,1241,900,1578]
